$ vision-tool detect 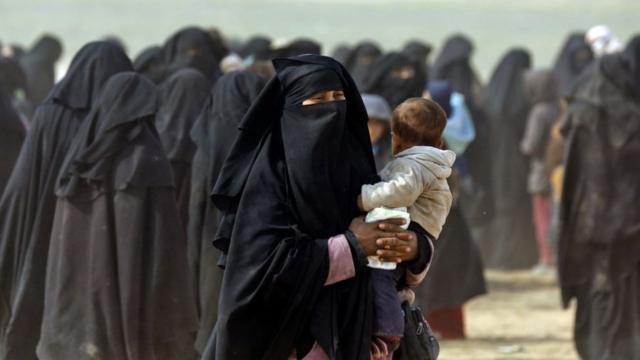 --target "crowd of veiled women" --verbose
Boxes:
[0,24,638,360]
